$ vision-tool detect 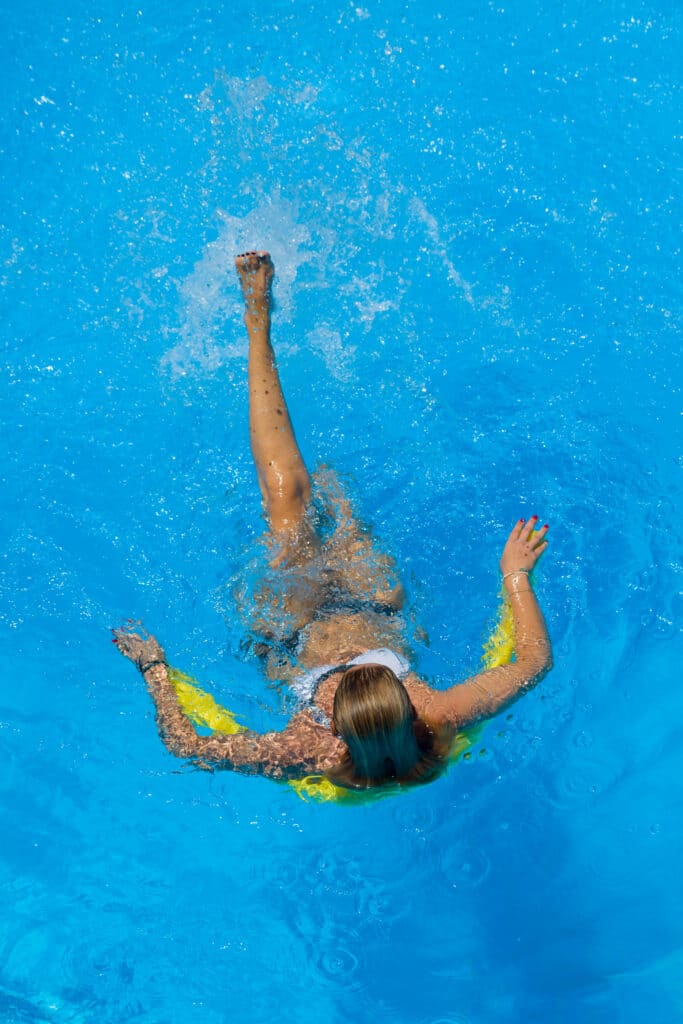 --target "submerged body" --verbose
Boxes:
[114,252,552,790]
